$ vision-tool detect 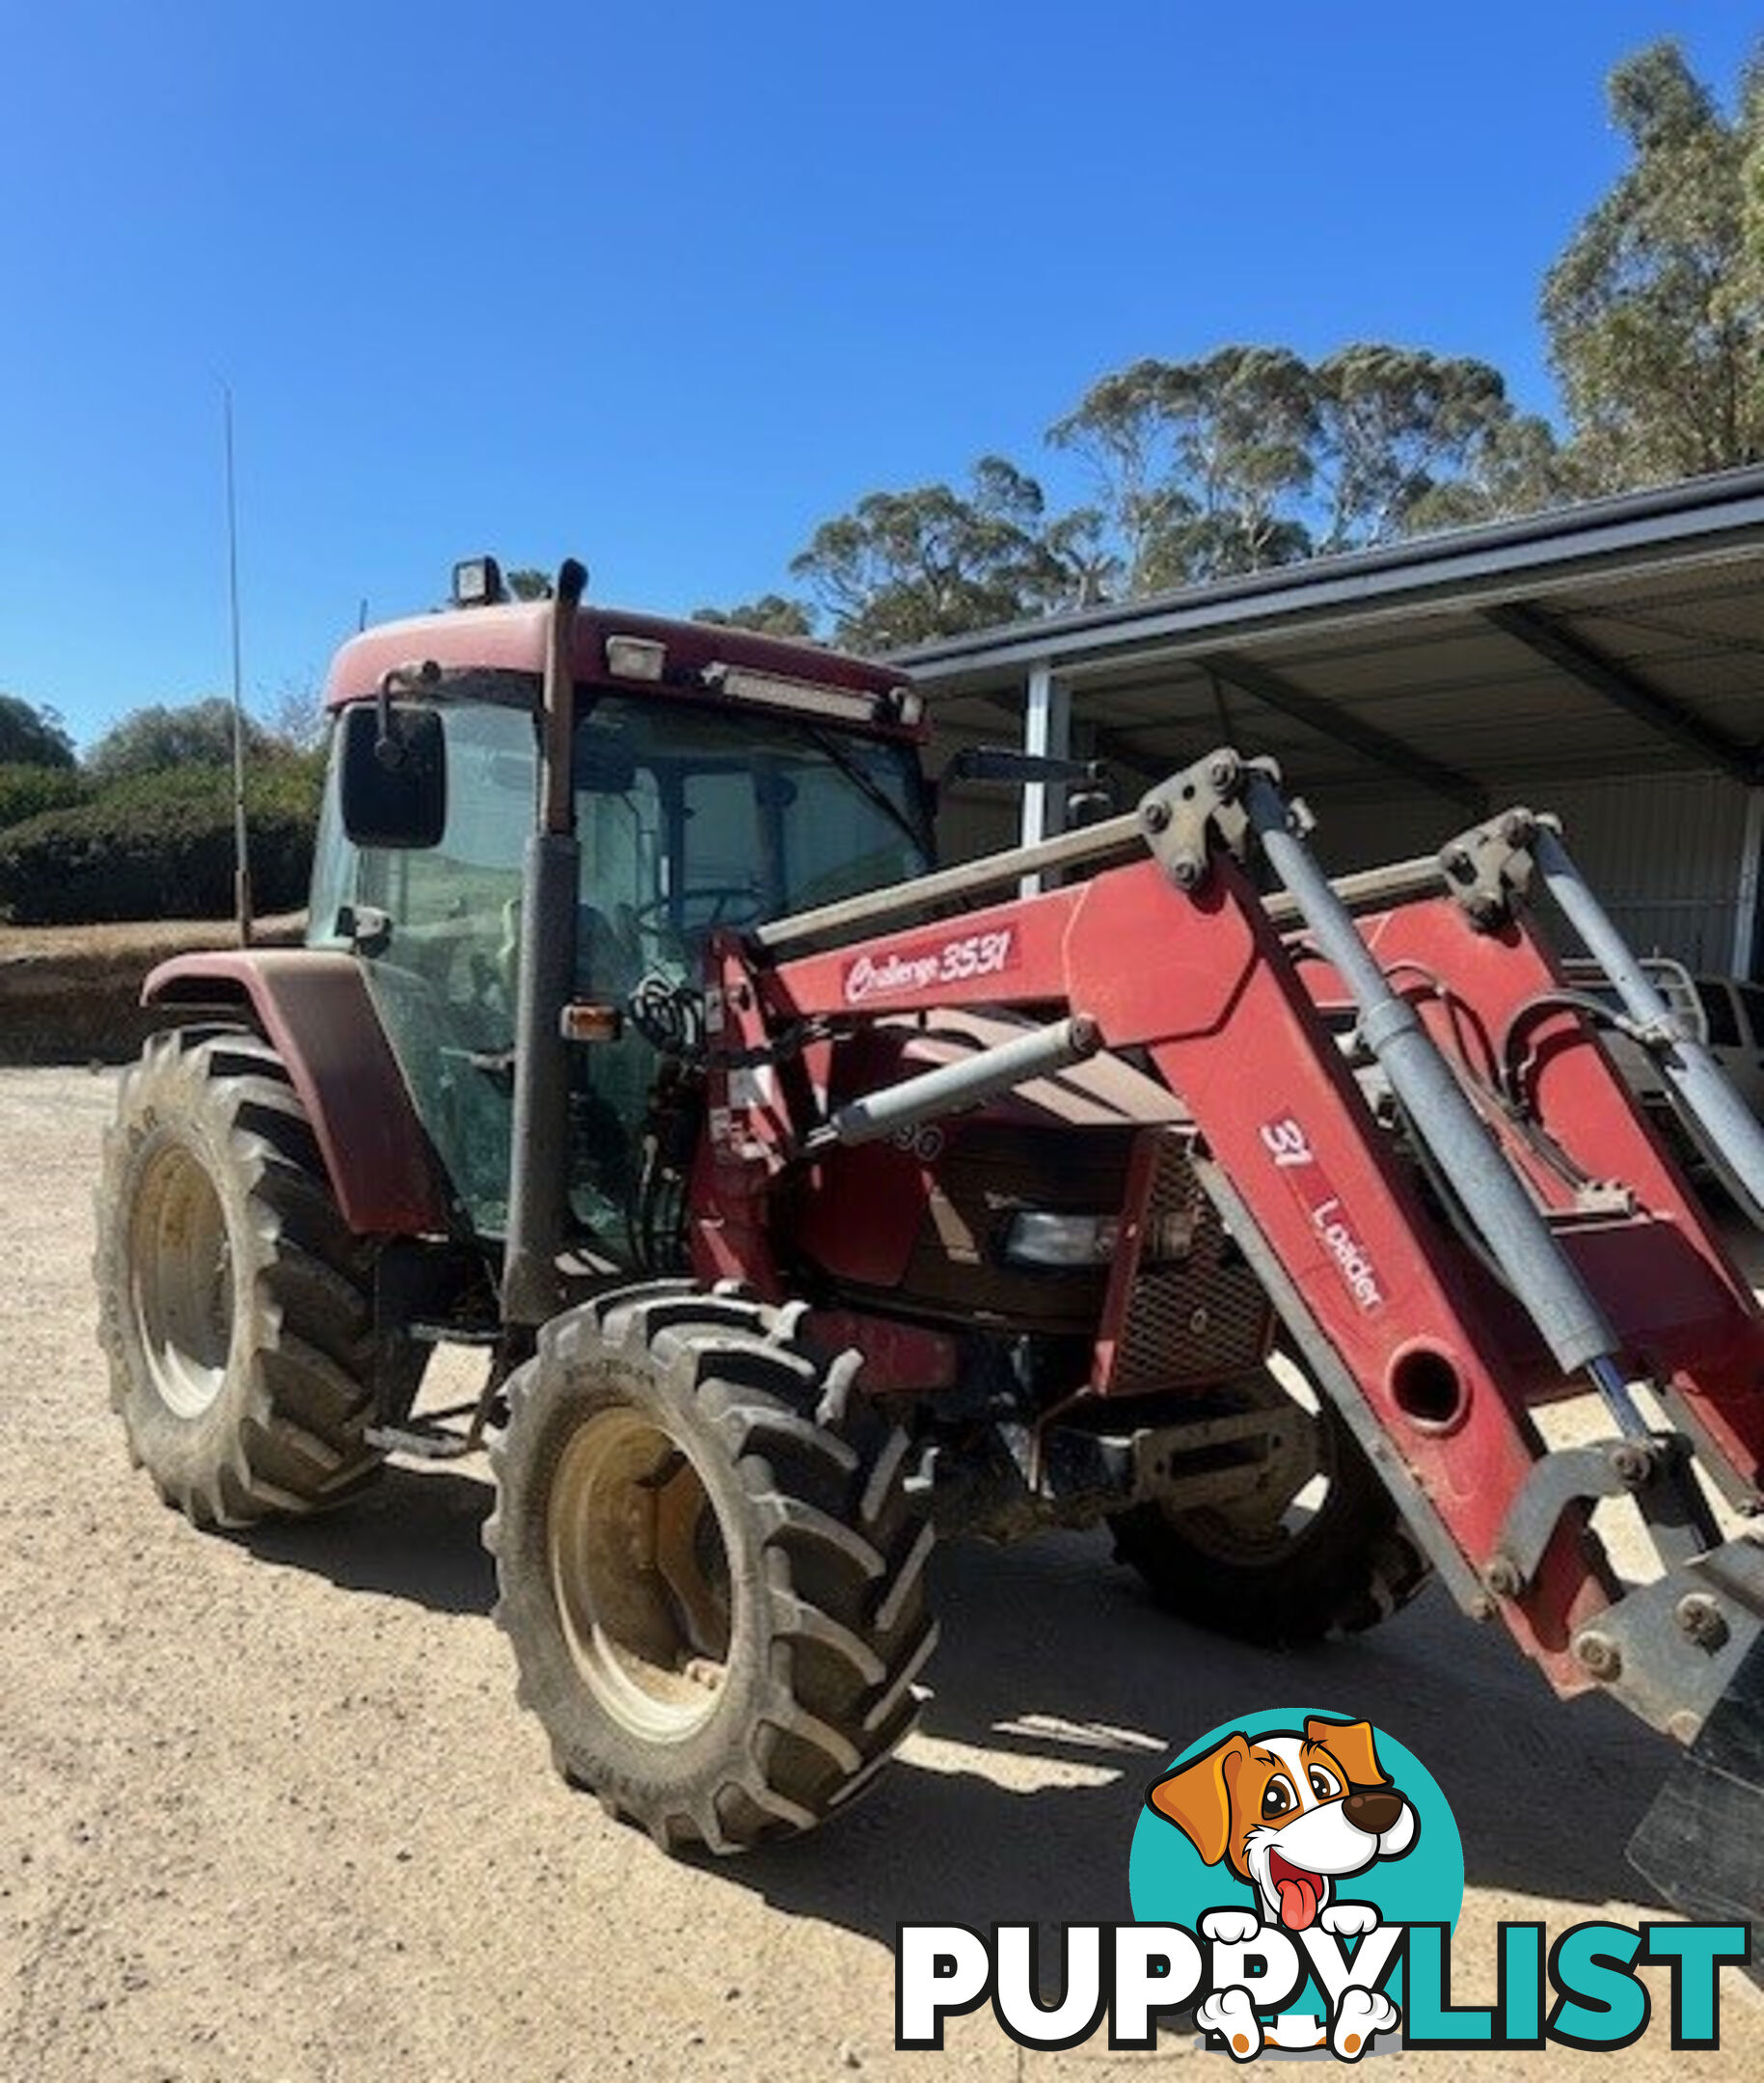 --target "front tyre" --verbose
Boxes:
[487,1285,937,1851]
[95,1028,422,1527]
[1109,1363,1430,1645]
